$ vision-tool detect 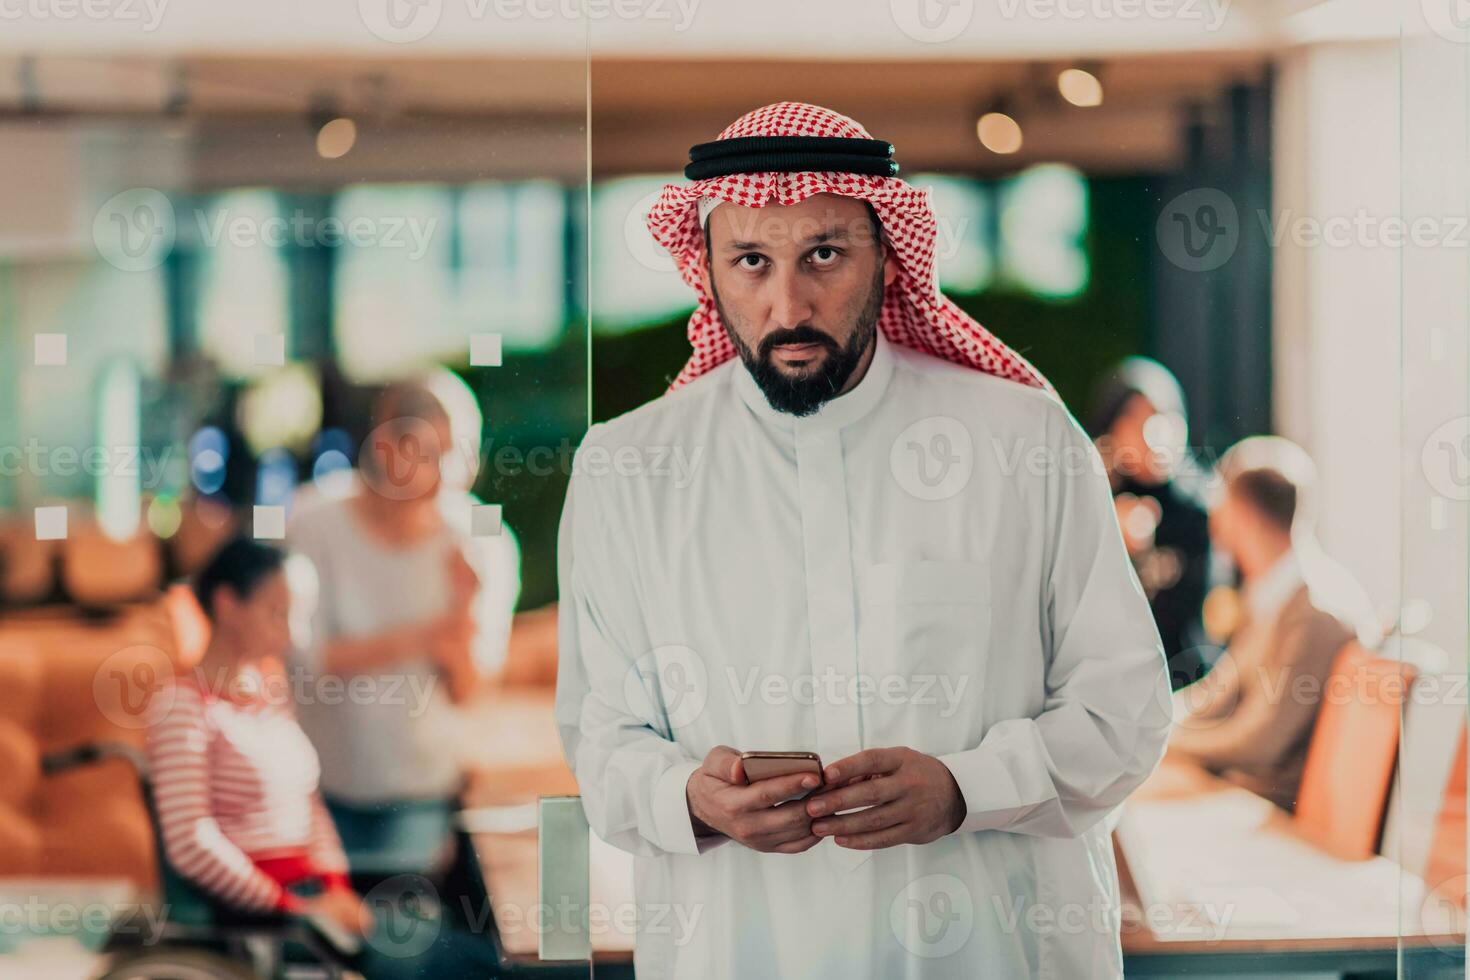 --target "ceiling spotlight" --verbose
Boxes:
[316,117,357,159]
[977,111,1023,155]
[1058,67,1103,108]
